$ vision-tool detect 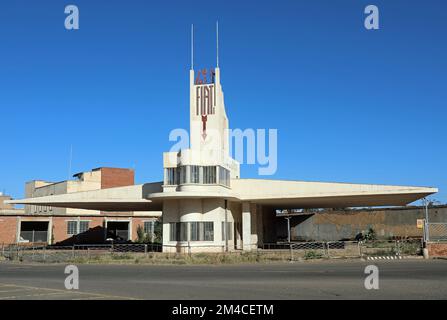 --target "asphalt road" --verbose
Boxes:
[0,259,446,300]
